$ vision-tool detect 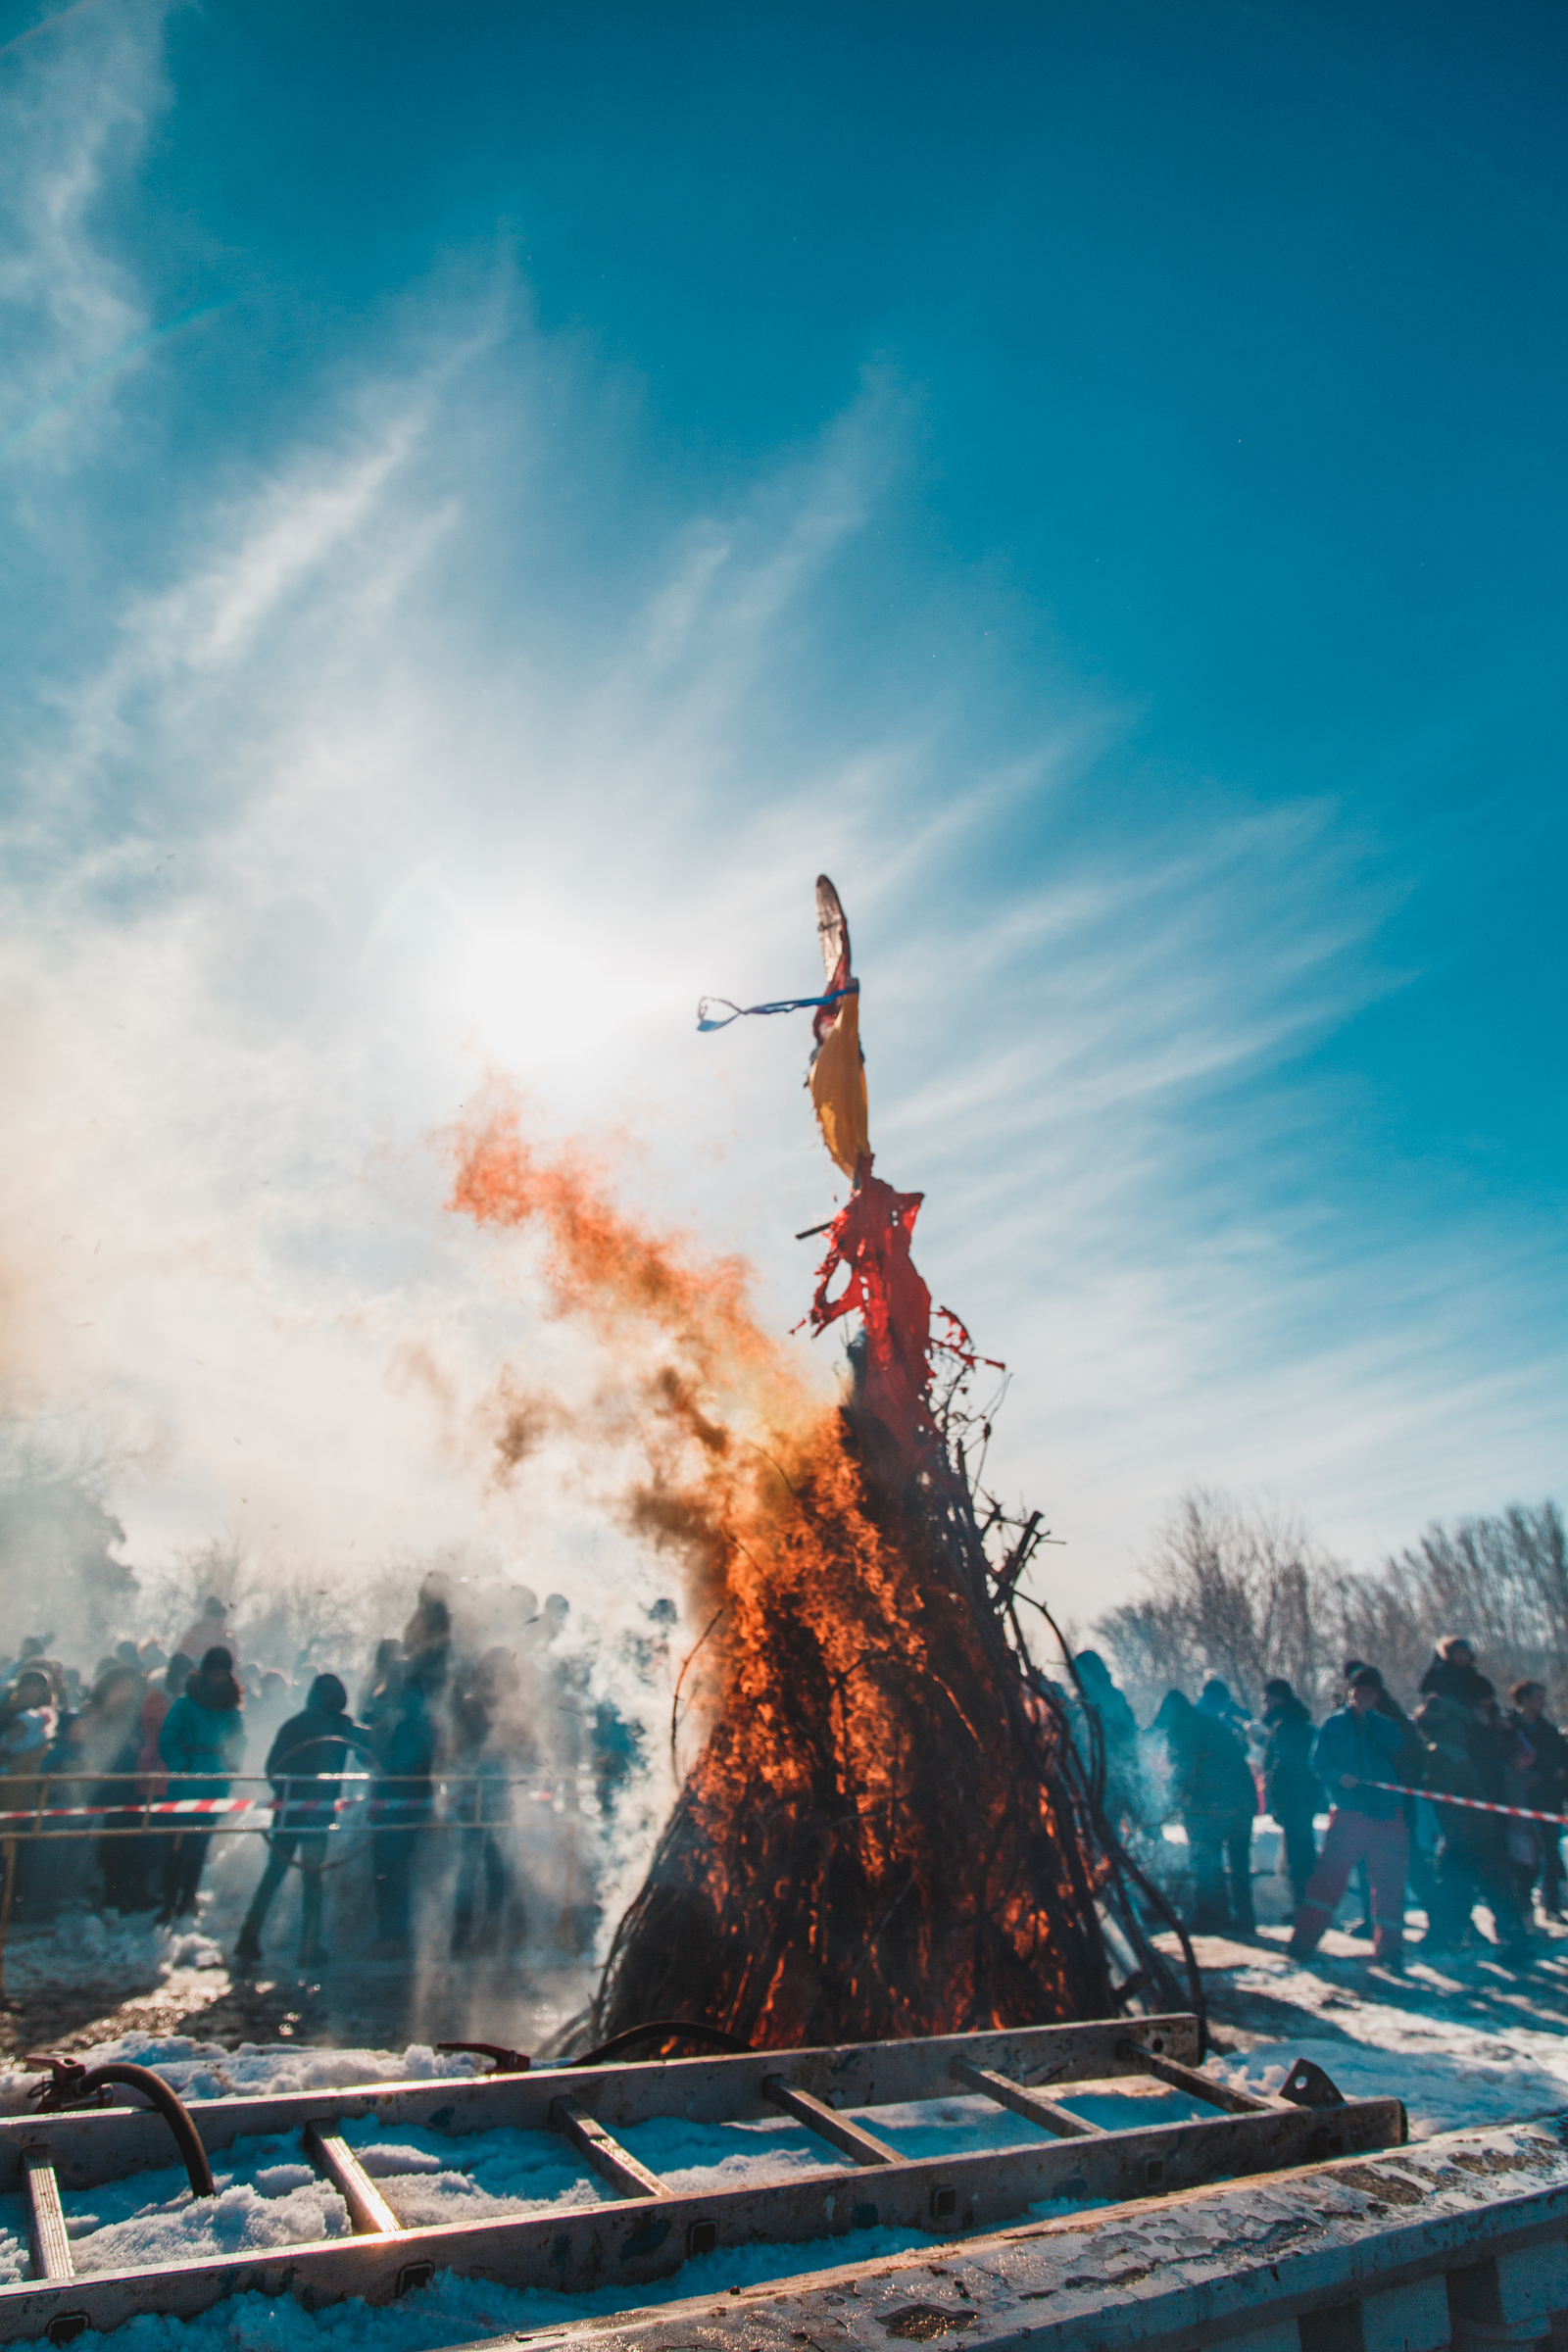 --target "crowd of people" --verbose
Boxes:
[5,1582,1550,1983]
[0,1576,660,1967]
[1077,1636,1568,1971]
